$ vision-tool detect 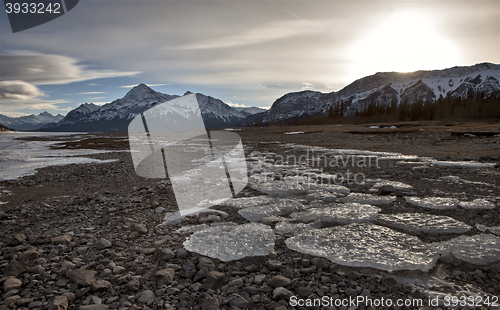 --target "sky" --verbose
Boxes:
[0,0,499,117]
